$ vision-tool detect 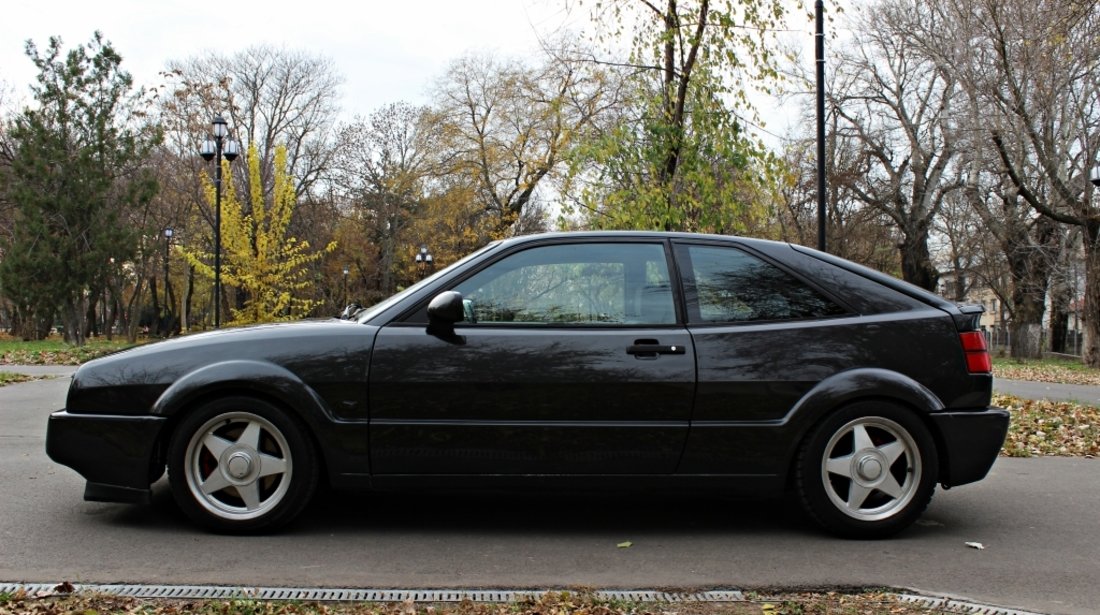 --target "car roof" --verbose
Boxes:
[496,230,783,250]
